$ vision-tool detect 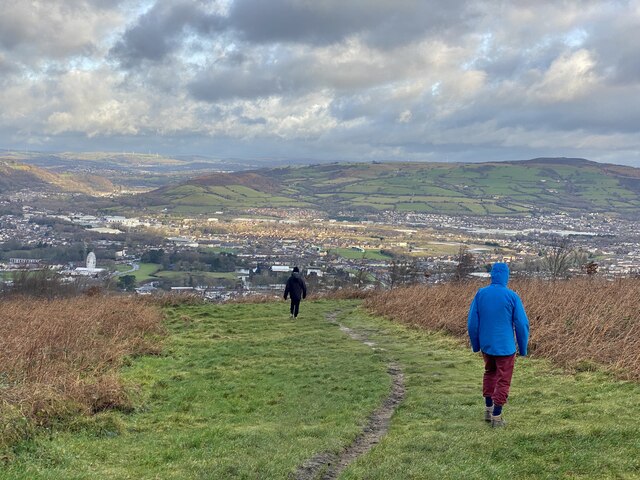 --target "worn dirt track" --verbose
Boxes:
[292,312,405,480]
